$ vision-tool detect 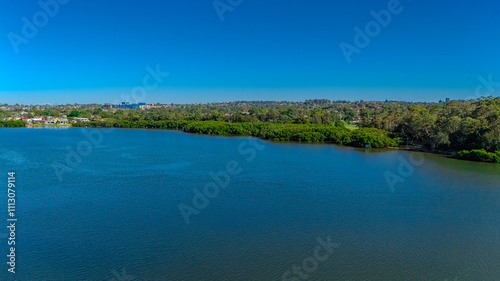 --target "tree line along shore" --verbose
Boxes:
[1,97,499,163]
